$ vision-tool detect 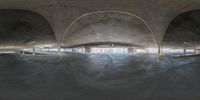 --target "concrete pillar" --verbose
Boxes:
[32,48,35,55]
[58,46,61,55]
[85,47,90,53]
[17,50,20,54]
[194,49,197,54]
[157,46,164,61]
[128,47,136,53]
[197,49,200,54]
[135,48,137,53]
[158,46,162,56]
[146,49,149,53]
[22,50,24,54]
[82,48,85,53]
[183,49,186,55]
[72,48,76,53]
